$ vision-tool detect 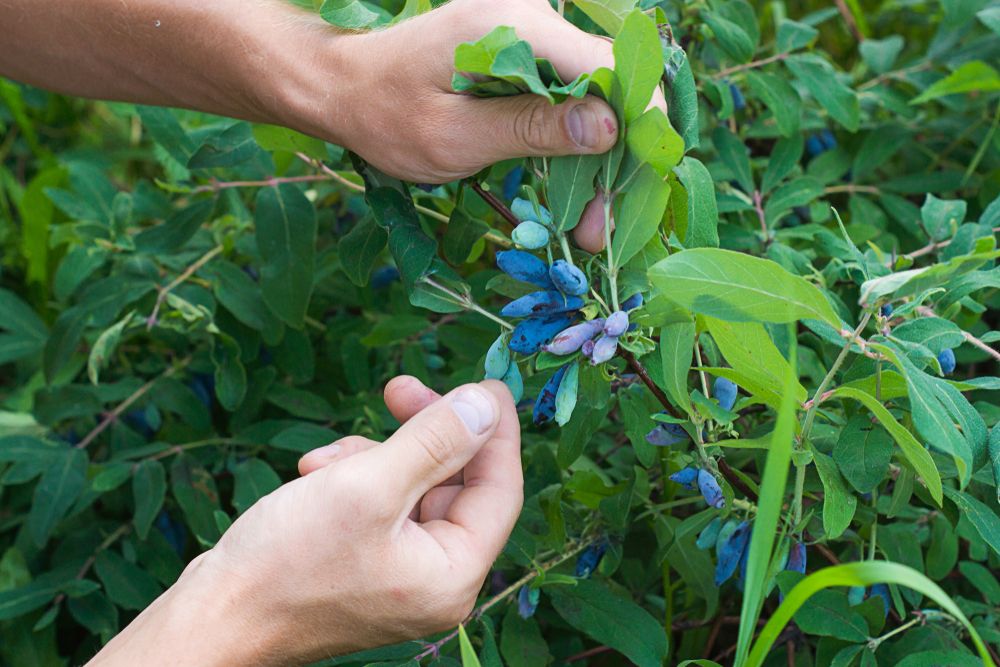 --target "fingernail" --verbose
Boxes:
[309,443,341,459]
[452,387,496,435]
[568,103,600,148]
